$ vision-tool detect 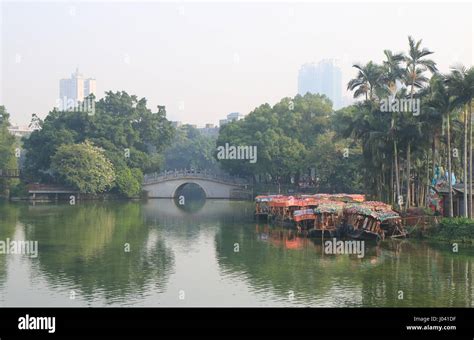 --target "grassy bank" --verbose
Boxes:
[426,217,474,244]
